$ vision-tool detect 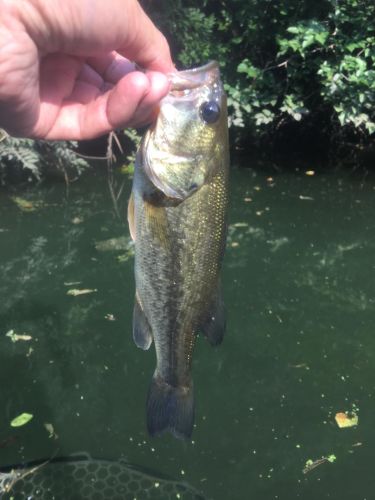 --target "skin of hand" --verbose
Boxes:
[0,0,174,140]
